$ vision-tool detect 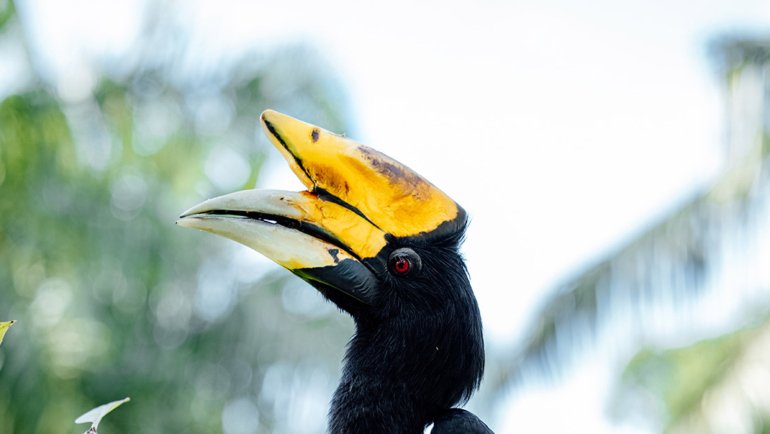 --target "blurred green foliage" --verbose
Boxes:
[617,328,748,429]
[613,321,770,433]
[605,37,770,434]
[0,4,355,433]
